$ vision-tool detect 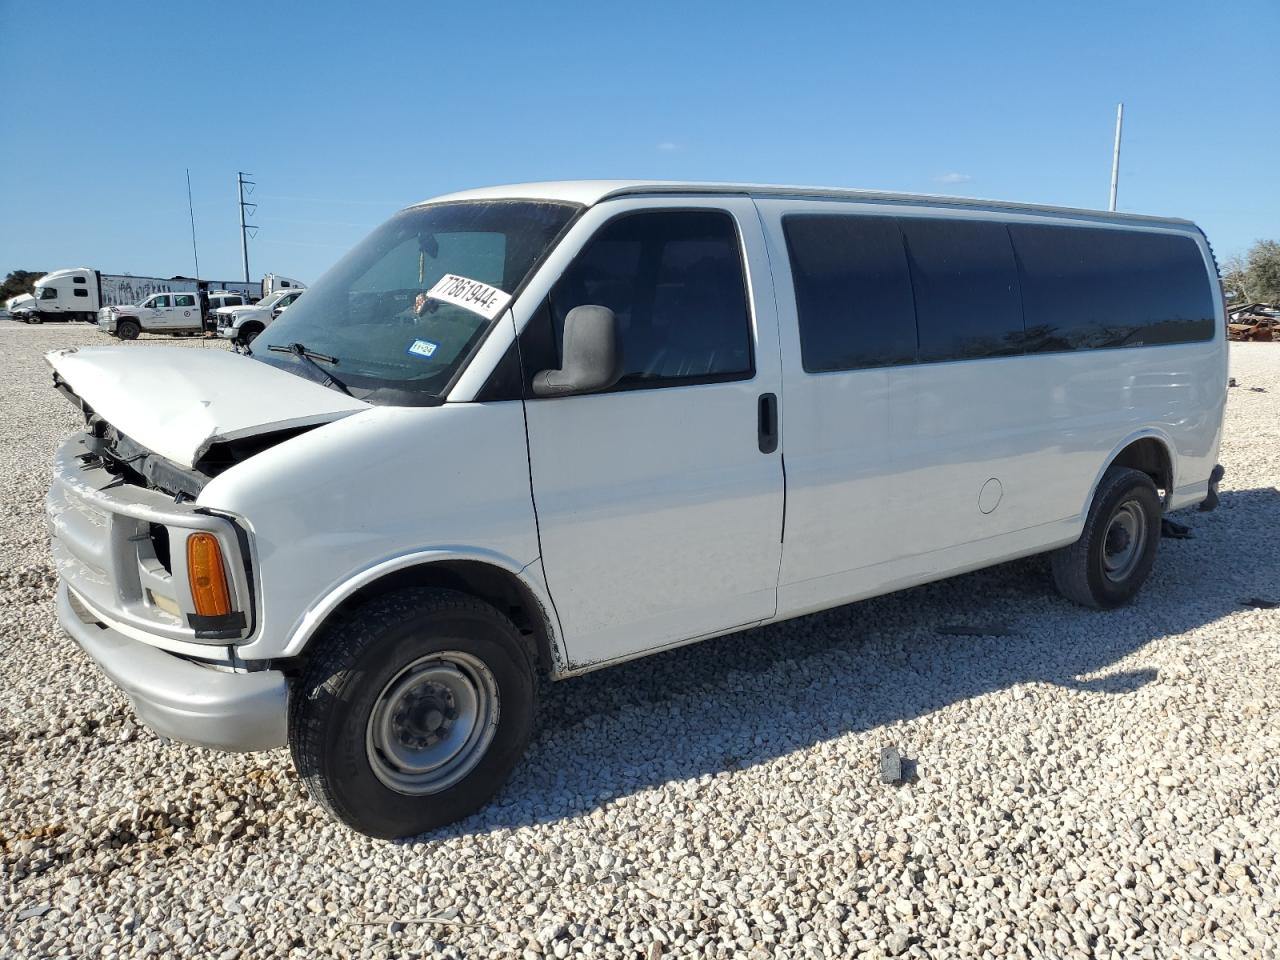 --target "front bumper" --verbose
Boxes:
[216,326,236,339]
[57,584,288,752]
